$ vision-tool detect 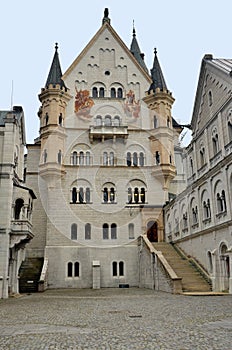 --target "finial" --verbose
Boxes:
[154,48,157,57]
[55,43,58,51]
[132,20,136,36]
[102,8,111,25]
